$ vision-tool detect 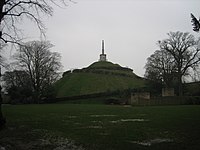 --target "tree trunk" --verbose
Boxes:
[0,57,6,128]
[178,72,183,96]
[0,0,6,128]
[0,86,6,128]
